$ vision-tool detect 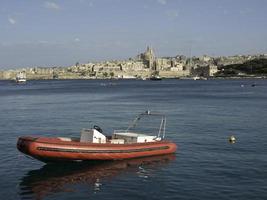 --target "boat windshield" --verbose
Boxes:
[124,111,166,138]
